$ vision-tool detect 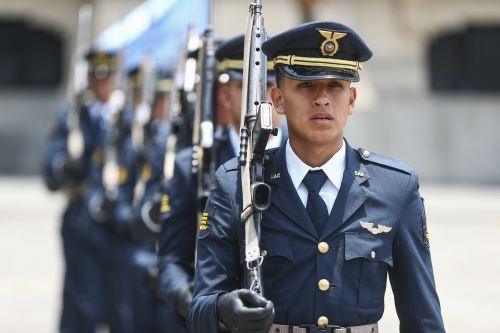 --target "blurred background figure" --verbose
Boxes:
[1,0,500,333]
[42,49,119,333]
